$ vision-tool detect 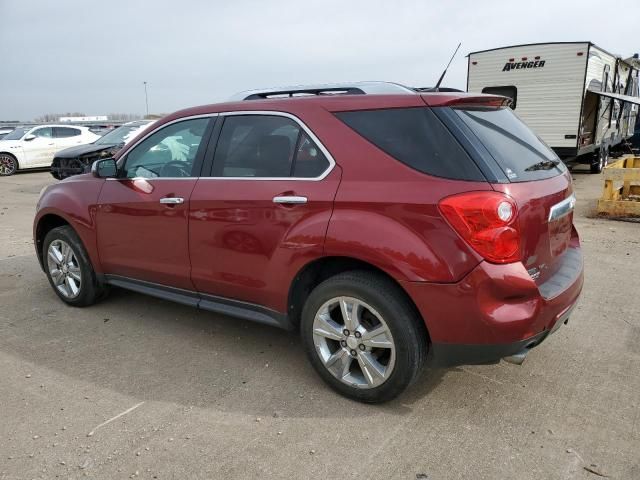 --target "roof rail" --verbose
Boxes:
[229,81,416,101]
